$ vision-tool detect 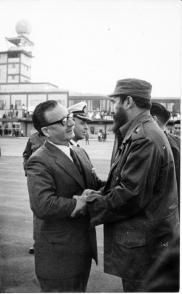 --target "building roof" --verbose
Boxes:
[69,93,180,101]
[69,90,110,100]
[151,97,180,101]
[0,82,68,93]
